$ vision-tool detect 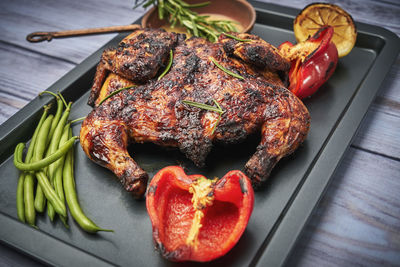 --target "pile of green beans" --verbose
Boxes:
[13,92,112,233]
